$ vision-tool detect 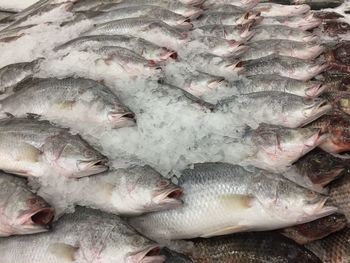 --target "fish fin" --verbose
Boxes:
[97,182,114,198]
[26,113,41,119]
[48,243,78,262]
[0,33,25,43]
[4,112,14,118]
[200,225,248,238]
[219,194,254,210]
[15,143,42,162]
[56,100,76,110]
